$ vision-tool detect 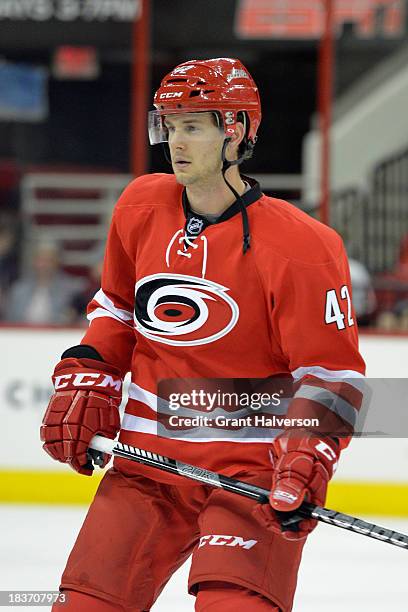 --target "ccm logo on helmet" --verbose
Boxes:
[54,373,122,392]
[198,535,257,550]
[159,92,183,99]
